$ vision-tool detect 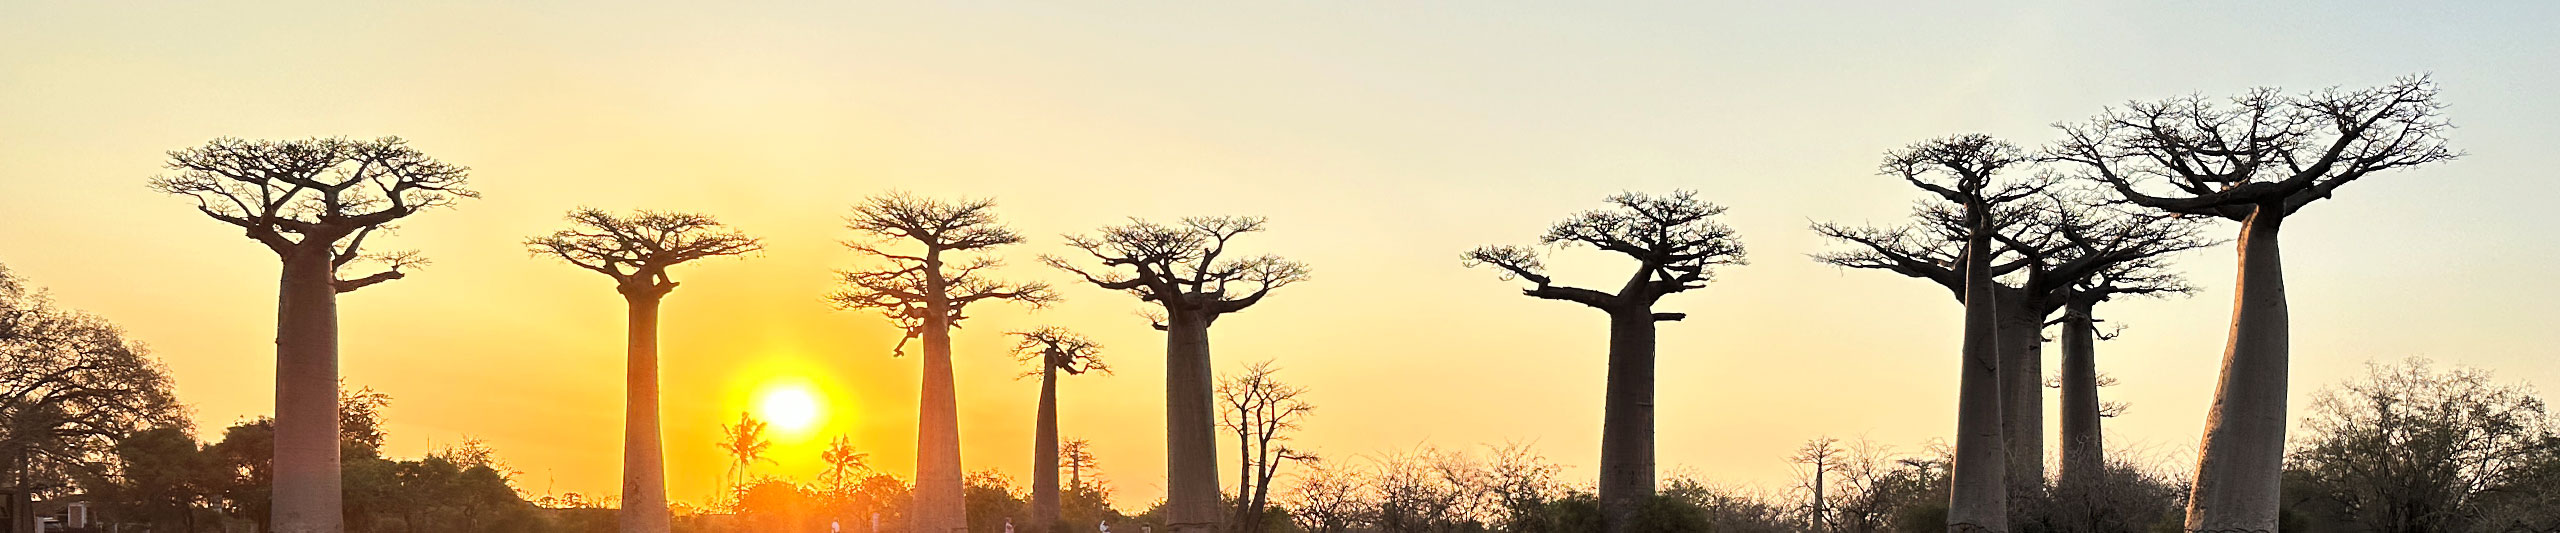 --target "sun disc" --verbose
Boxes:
[756,384,823,435]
